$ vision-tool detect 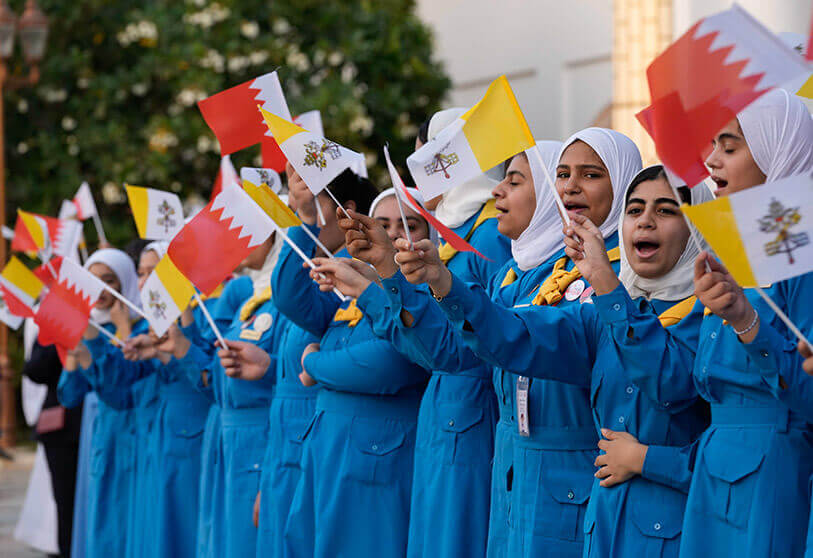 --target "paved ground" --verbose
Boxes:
[0,447,49,558]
